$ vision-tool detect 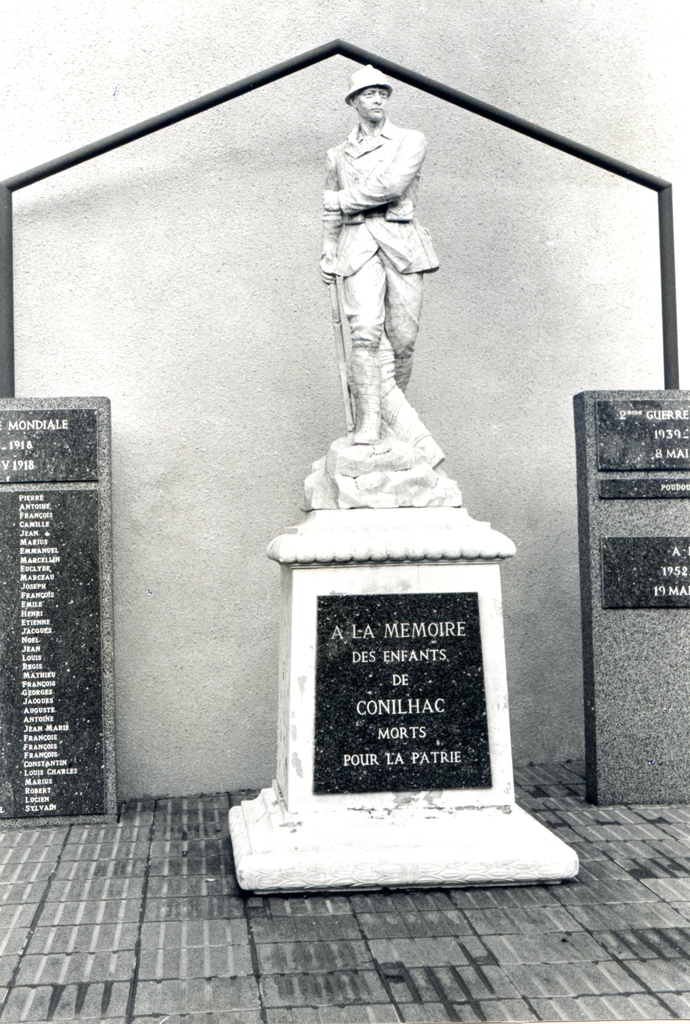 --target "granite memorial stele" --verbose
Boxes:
[575,390,690,805]
[0,397,116,826]
[229,67,578,891]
